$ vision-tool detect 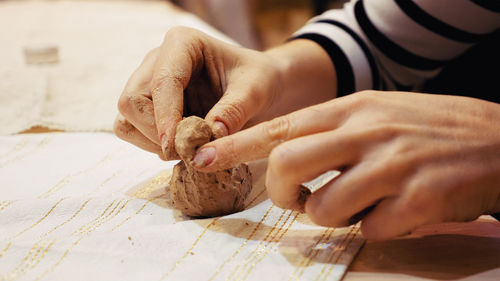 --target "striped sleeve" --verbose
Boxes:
[291,0,500,97]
